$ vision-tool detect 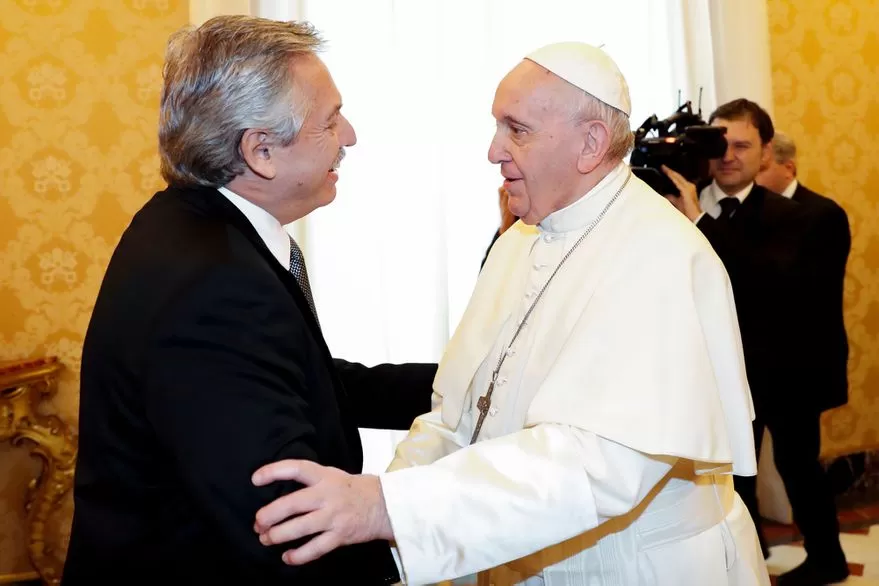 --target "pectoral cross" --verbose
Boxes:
[470,375,497,445]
